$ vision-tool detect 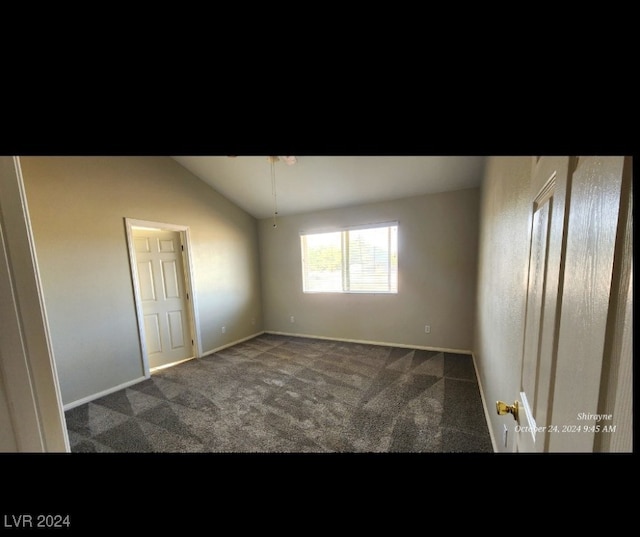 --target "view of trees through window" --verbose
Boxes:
[301,223,398,293]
